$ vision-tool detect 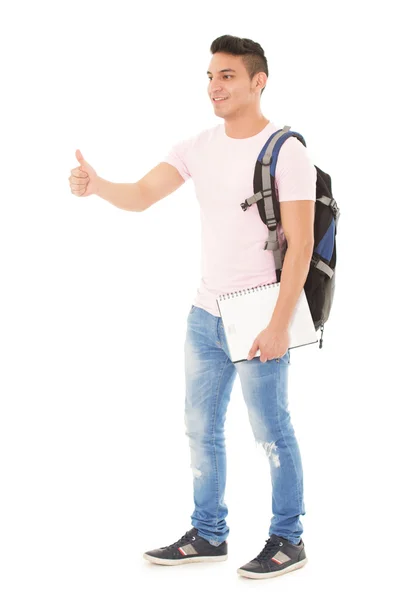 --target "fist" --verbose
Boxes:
[69,149,98,197]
